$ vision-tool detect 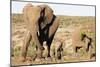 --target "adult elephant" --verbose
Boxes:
[21,3,60,61]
